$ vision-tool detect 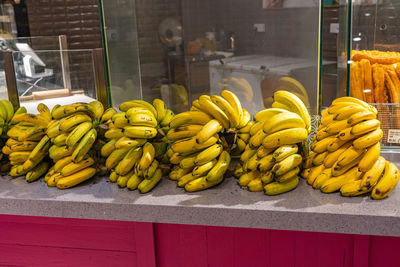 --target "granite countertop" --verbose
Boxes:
[1,157,399,237]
